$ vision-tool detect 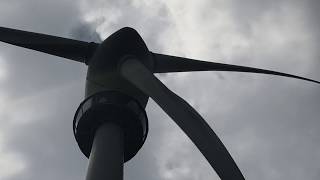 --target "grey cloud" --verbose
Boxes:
[147,1,320,179]
[0,0,90,180]
[80,0,172,51]
[0,0,87,99]
[4,83,88,180]
[0,0,79,35]
[69,21,102,43]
